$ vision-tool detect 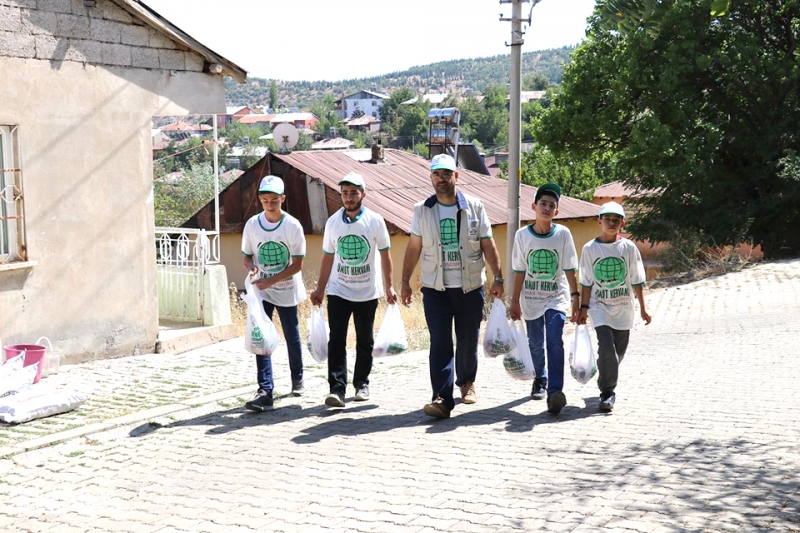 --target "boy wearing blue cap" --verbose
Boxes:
[510,183,579,414]
[241,175,307,411]
[578,201,651,412]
